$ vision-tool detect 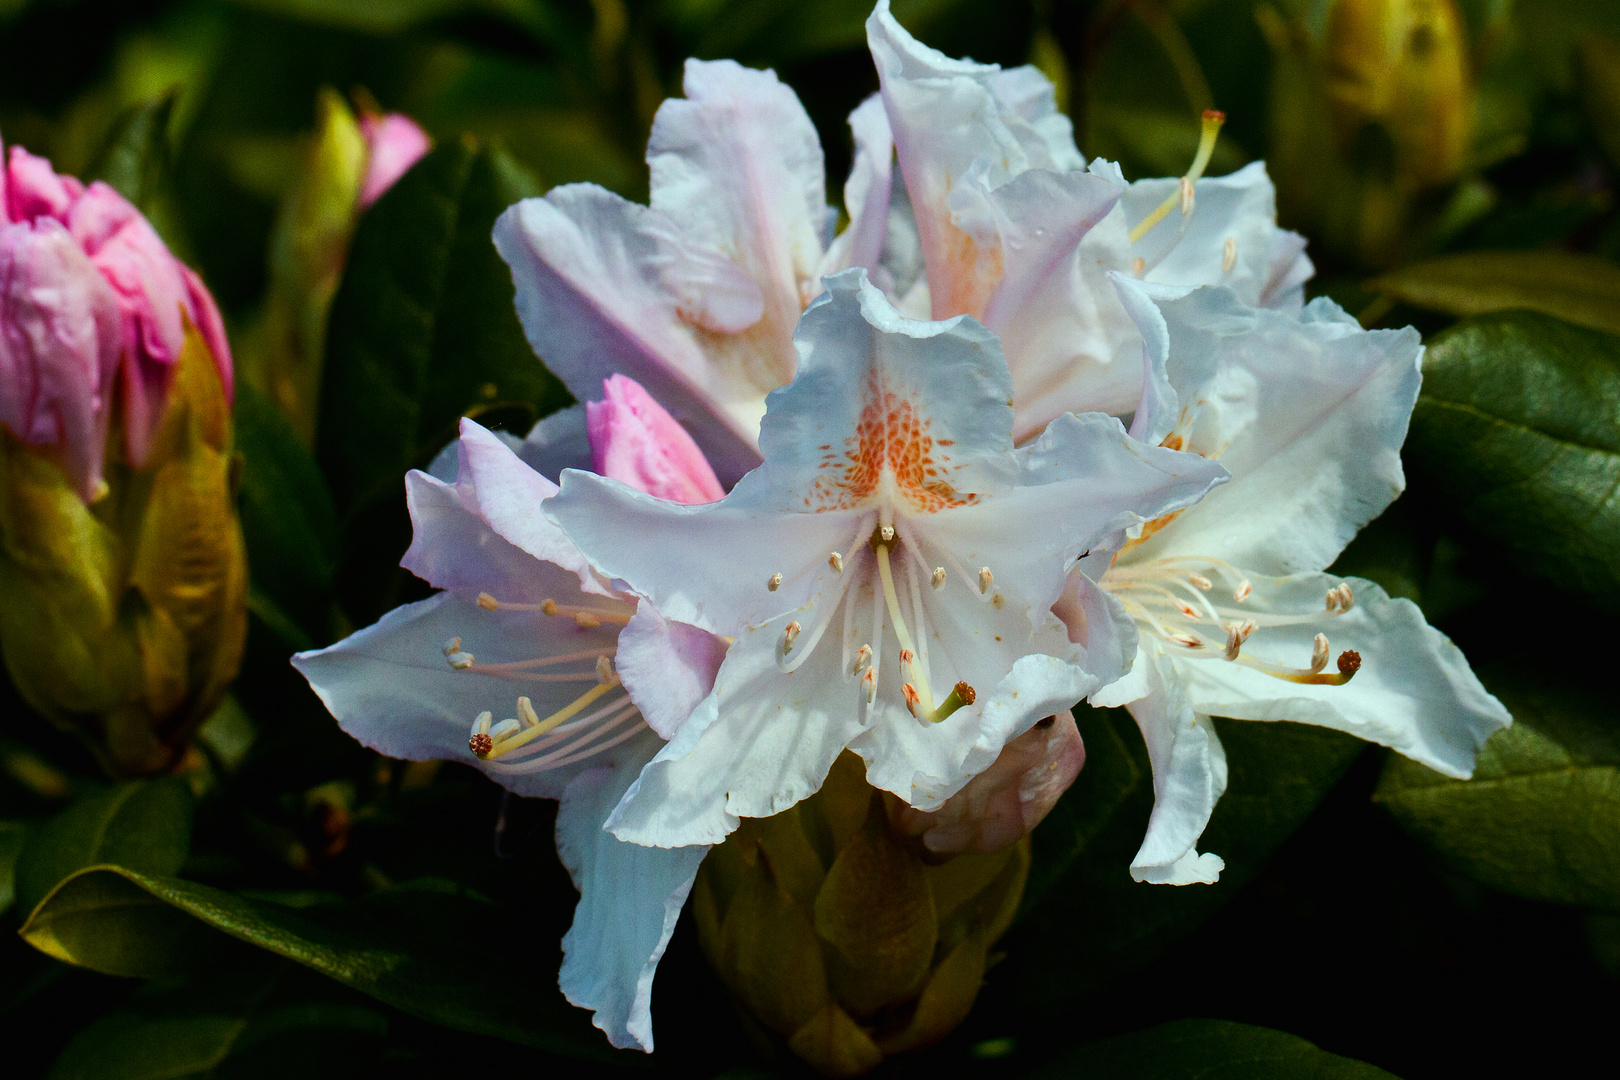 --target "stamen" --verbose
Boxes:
[596,655,615,684]
[1168,632,1205,649]
[780,620,802,654]
[1128,109,1226,243]
[978,567,993,595]
[517,697,542,728]
[875,534,935,714]
[1325,583,1354,613]
[852,644,872,676]
[478,592,499,611]
[902,682,923,717]
[1222,237,1237,273]
[537,598,631,627]
[1131,256,1146,276]
[931,567,947,590]
[1224,620,1255,661]
[991,593,1005,609]
[828,552,844,573]
[861,666,877,703]
[1233,579,1252,602]
[448,650,475,670]
[1189,574,1213,591]
[1310,633,1330,674]
[443,637,462,656]
[478,676,624,760]
[768,572,783,592]
[472,711,492,736]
